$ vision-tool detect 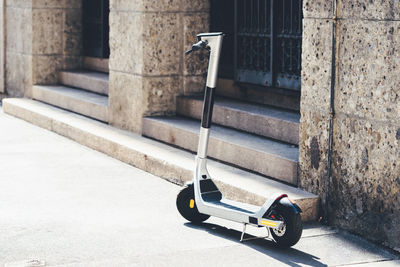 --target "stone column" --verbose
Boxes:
[299,0,334,208]
[300,0,400,250]
[5,0,82,97]
[109,0,209,133]
[5,0,33,97]
[31,0,82,90]
[0,0,5,93]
